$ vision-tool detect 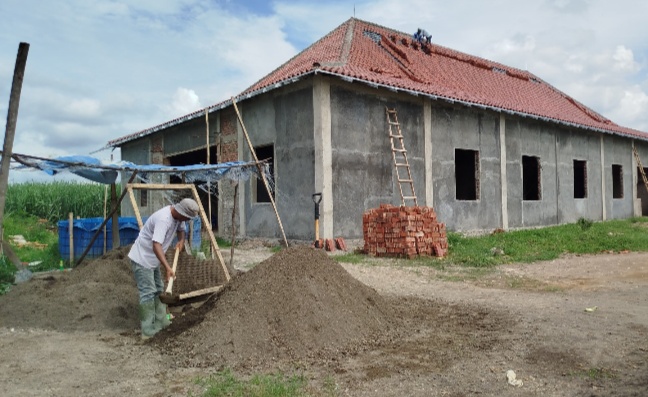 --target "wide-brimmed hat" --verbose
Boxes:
[173,198,199,219]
